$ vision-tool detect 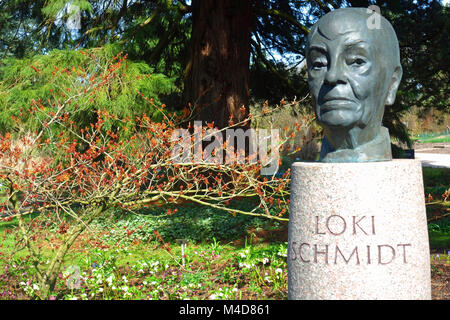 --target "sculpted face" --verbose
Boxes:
[307,8,402,150]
